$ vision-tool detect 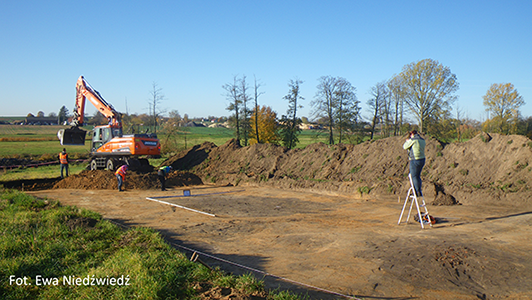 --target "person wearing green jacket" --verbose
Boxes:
[158,166,172,191]
[403,130,426,197]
